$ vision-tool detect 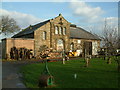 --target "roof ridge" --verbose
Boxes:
[12,19,50,38]
[32,19,50,27]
